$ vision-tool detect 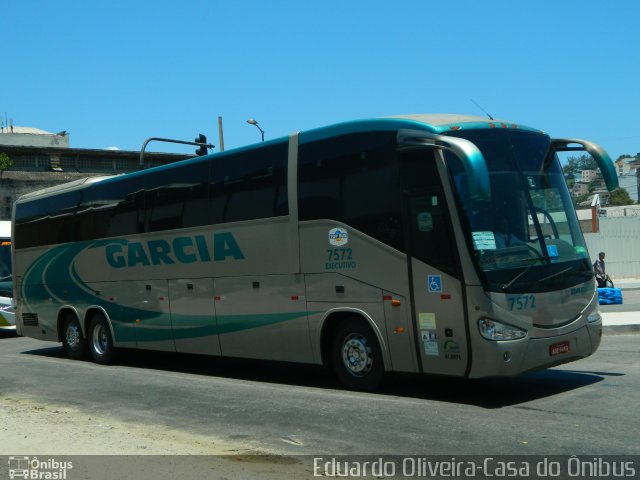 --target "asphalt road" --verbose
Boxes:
[1,329,639,458]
